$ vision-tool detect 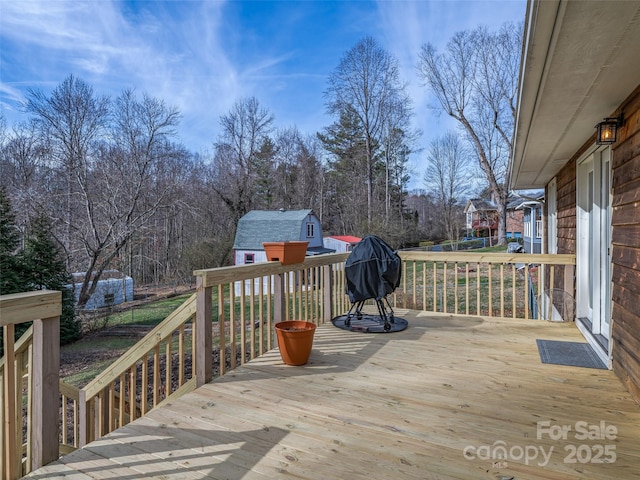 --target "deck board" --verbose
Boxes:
[26,312,640,479]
